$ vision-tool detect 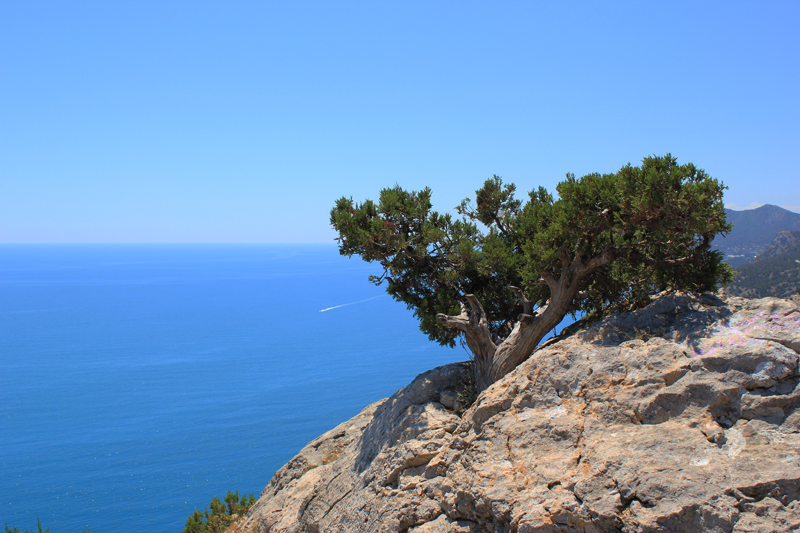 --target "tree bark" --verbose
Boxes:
[436,295,497,391]
[436,248,615,392]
